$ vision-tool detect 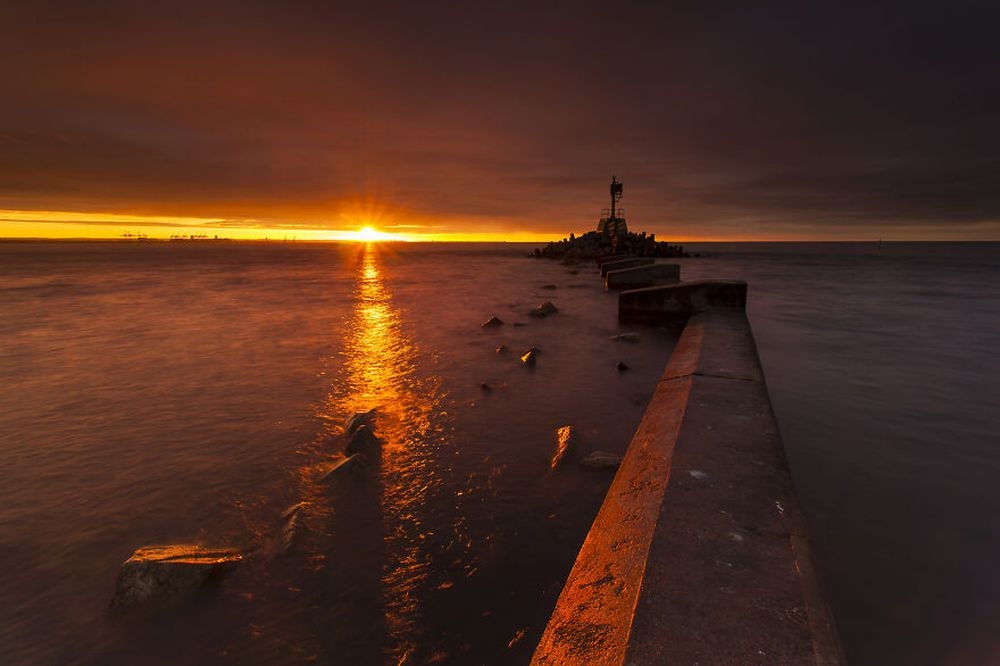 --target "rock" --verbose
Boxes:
[617,360,630,372]
[495,344,507,354]
[320,453,369,481]
[541,284,558,290]
[346,424,378,455]
[580,451,623,469]
[480,382,494,391]
[529,301,559,317]
[610,332,640,343]
[520,349,538,366]
[344,409,377,435]
[112,545,242,608]
[278,502,310,554]
[550,425,577,470]
[482,315,505,328]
